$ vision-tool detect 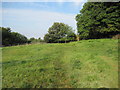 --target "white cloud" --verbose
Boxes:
[2,8,77,39]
